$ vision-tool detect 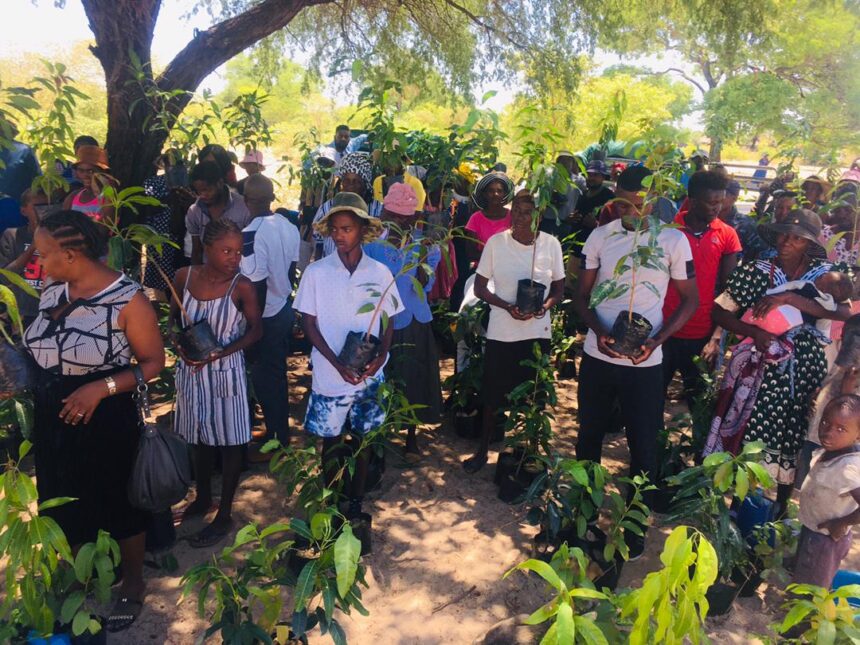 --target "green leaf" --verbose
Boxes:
[0,267,38,297]
[335,524,361,598]
[734,466,749,501]
[38,496,76,511]
[357,303,375,314]
[72,610,90,636]
[60,590,85,625]
[569,588,608,600]
[574,615,609,645]
[817,619,836,645]
[556,602,574,644]
[74,543,96,583]
[294,559,318,612]
[508,559,565,593]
